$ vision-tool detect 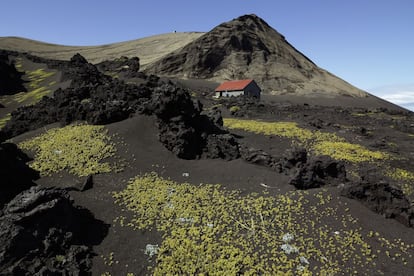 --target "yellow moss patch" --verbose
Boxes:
[313,141,389,163]
[113,174,413,275]
[19,124,119,176]
[223,118,314,141]
[223,118,389,163]
[388,168,414,181]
